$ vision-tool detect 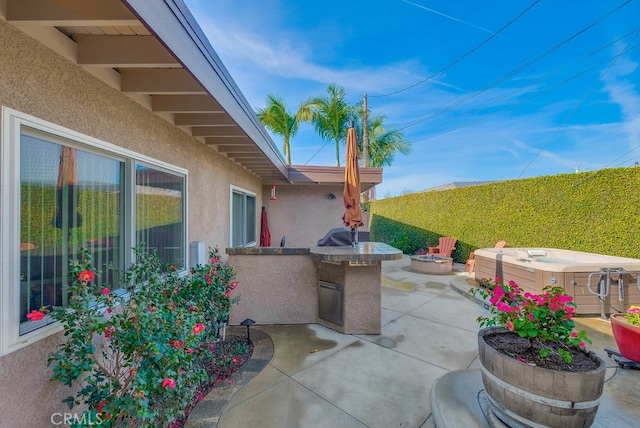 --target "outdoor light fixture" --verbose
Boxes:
[270,172,277,200]
[240,318,256,342]
[218,317,228,341]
